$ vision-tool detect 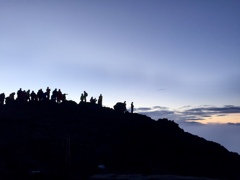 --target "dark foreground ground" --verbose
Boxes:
[91,174,218,180]
[0,101,239,179]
